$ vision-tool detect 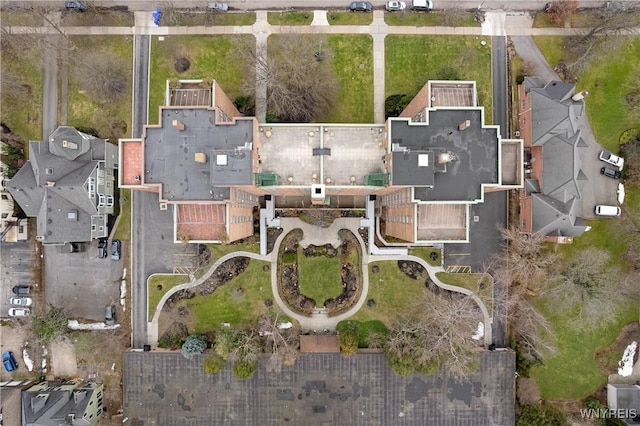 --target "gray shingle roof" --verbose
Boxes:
[6,127,113,243]
[532,194,588,237]
[541,132,587,203]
